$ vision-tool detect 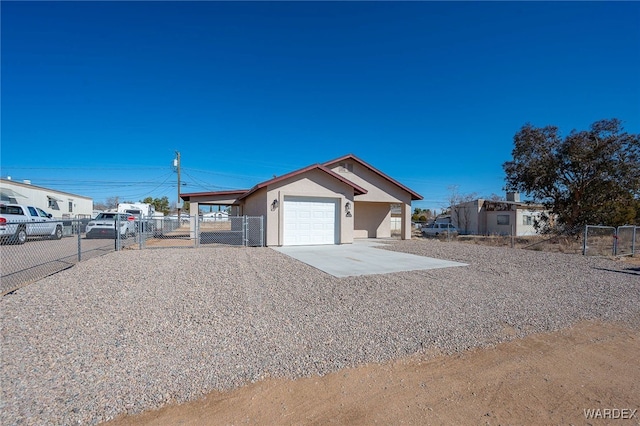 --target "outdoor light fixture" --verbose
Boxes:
[345,201,352,217]
[271,199,279,210]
